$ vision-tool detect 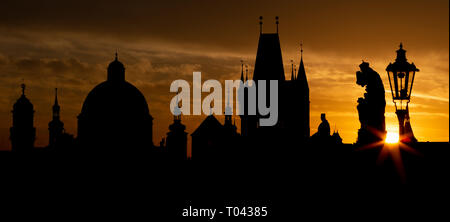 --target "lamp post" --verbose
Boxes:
[386,43,419,143]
